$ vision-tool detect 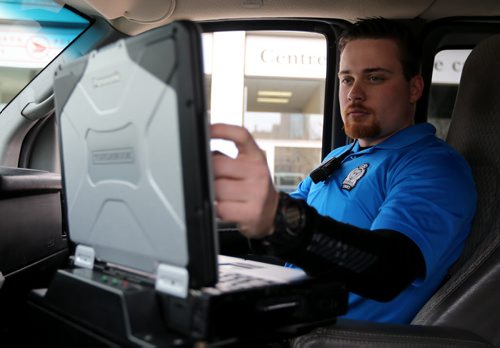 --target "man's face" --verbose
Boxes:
[338,39,423,147]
